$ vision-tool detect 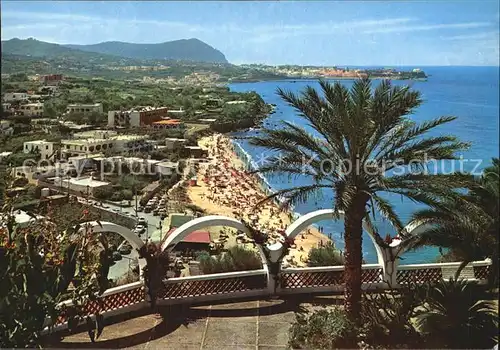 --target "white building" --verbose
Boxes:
[55,176,111,196]
[67,153,104,172]
[111,135,151,154]
[156,161,179,176]
[225,100,248,105]
[11,210,44,228]
[0,120,13,136]
[107,106,169,127]
[73,130,117,139]
[23,140,55,160]
[0,151,12,162]
[61,139,115,157]
[3,92,28,102]
[61,134,151,157]
[167,109,186,117]
[66,103,103,115]
[19,103,44,117]
[165,138,187,150]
